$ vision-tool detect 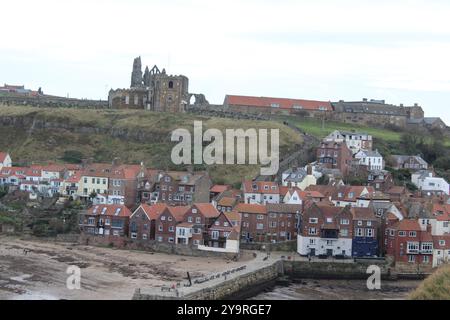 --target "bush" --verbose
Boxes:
[61,150,84,164]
